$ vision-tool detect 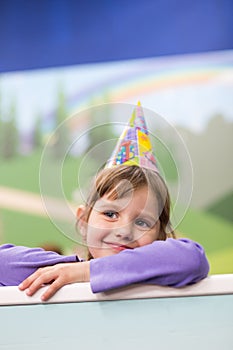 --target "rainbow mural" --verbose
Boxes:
[64,52,233,124]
